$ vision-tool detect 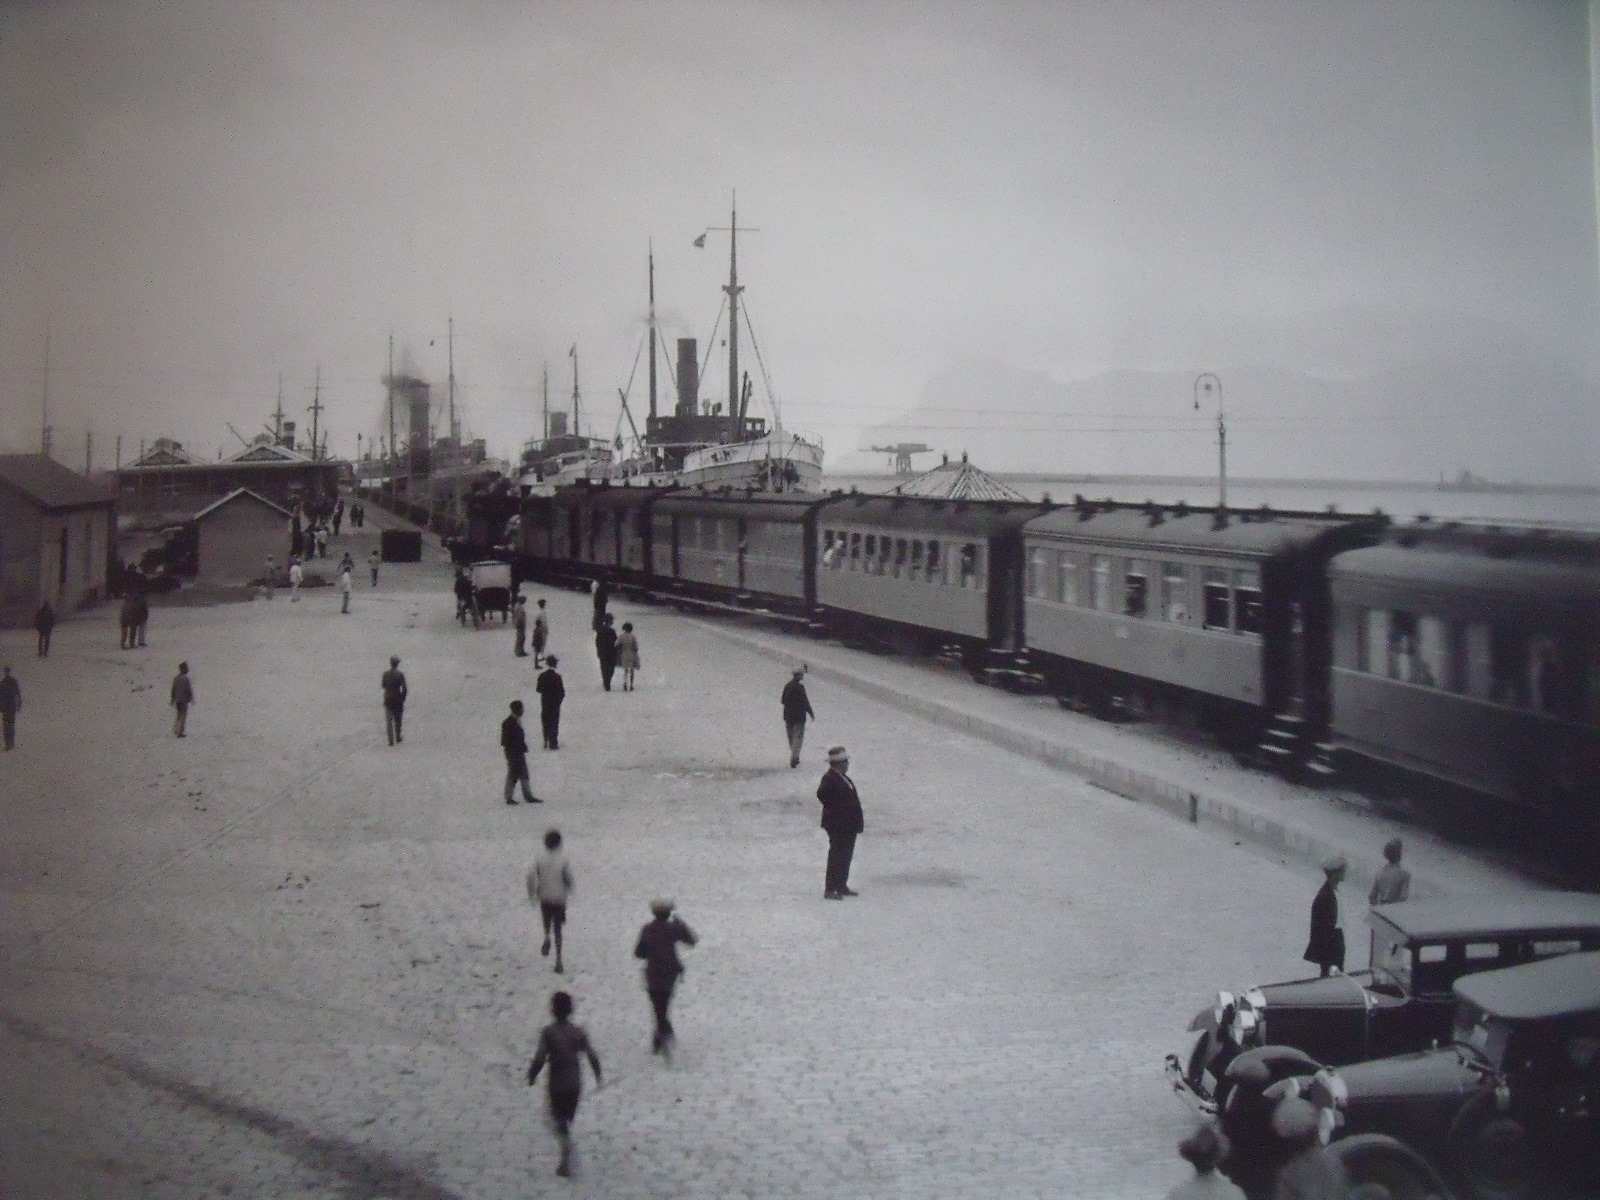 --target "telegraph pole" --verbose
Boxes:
[387,335,397,480]
[85,428,93,473]
[308,367,324,462]
[542,361,550,441]
[648,241,658,423]
[40,333,52,459]
[1193,372,1226,510]
[447,316,458,447]
[274,373,285,445]
[115,435,122,469]
[570,346,581,438]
